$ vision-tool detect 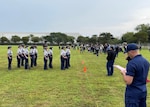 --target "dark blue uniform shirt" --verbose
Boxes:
[126,55,149,96]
